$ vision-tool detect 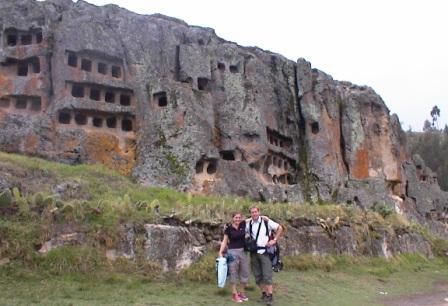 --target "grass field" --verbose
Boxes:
[1,255,447,306]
